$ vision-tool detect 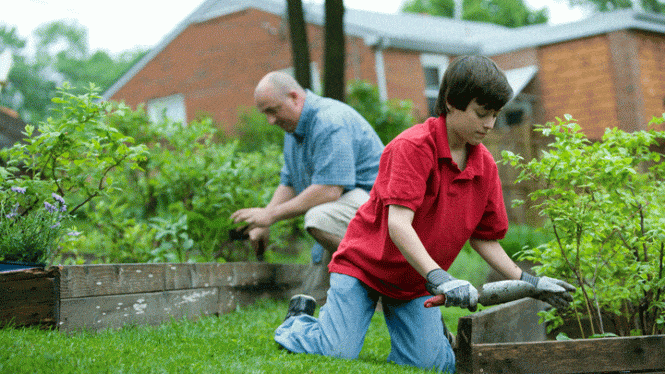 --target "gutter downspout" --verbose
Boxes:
[373,38,388,102]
